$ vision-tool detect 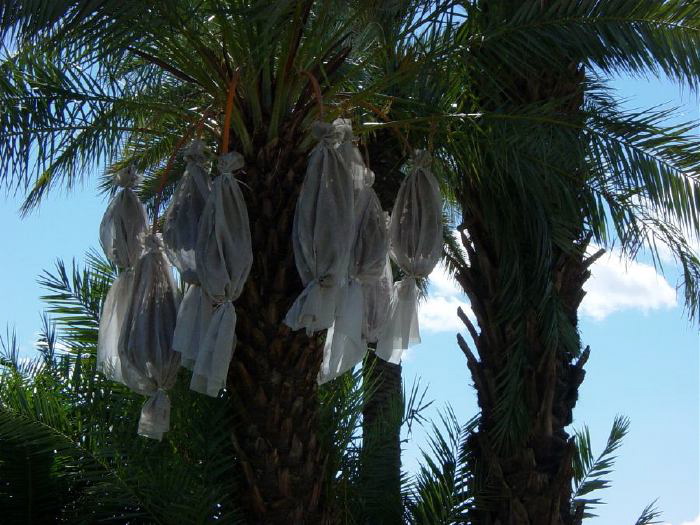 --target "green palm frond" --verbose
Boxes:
[585,93,700,232]
[571,415,630,519]
[0,0,460,216]
[405,409,477,524]
[634,501,663,525]
[0,365,243,524]
[37,256,114,354]
[0,252,246,524]
[318,361,435,524]
[462,0,700,89]
[454,90,700,320]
